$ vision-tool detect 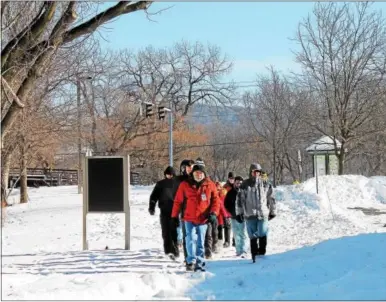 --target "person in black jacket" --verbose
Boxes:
[149,166,180,259]
[224,176,248,257]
